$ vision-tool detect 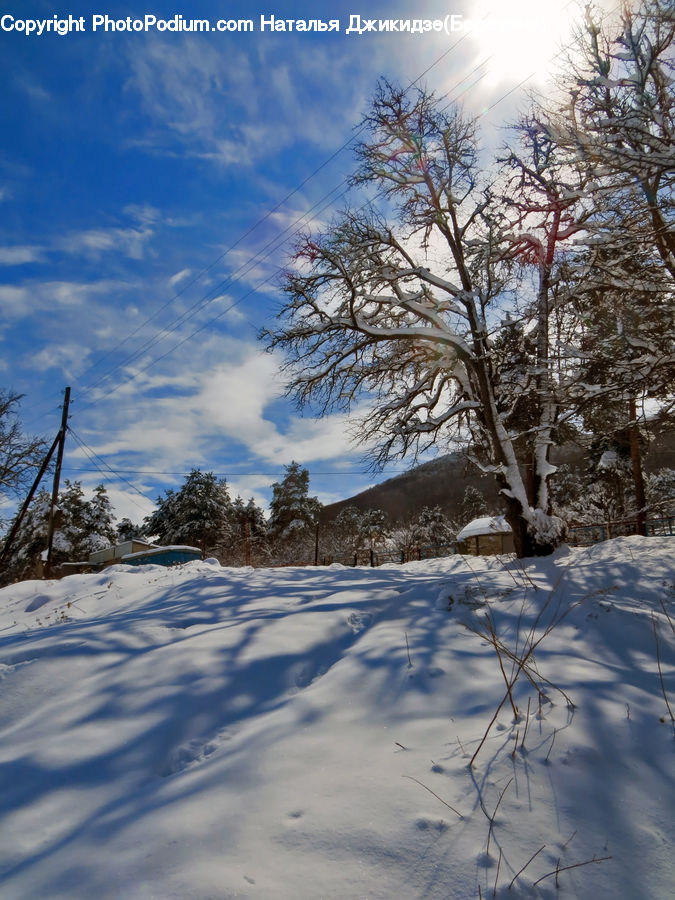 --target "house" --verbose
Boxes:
[456,515,514,556]
[88,539,159,567]
[88,541,201,569]
[120,545,202,567]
